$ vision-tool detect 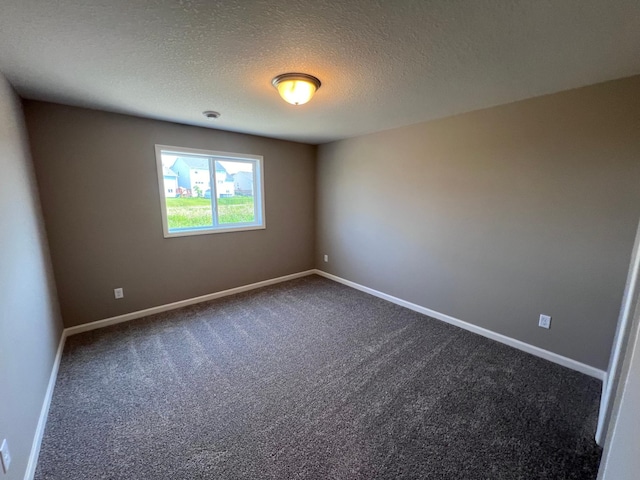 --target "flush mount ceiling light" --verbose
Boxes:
[271,73,321,105]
